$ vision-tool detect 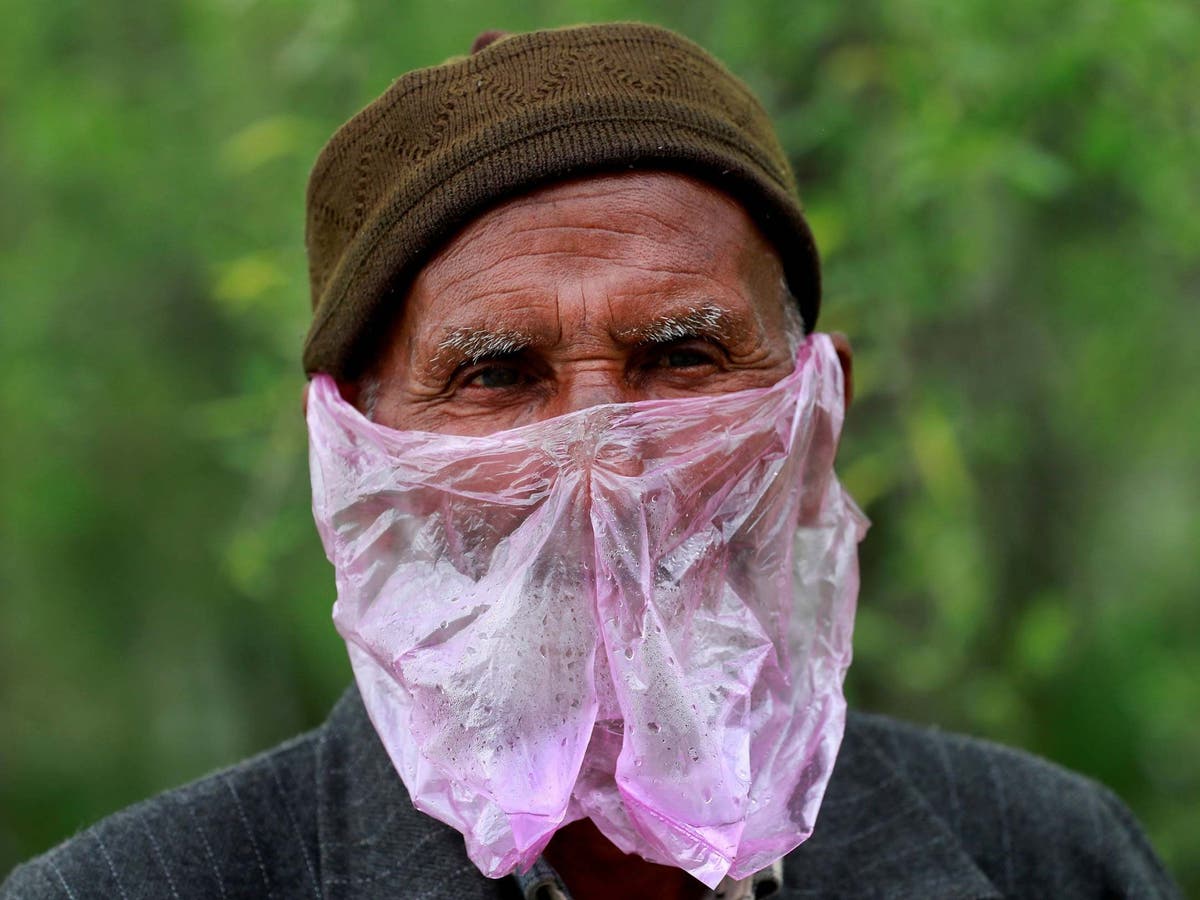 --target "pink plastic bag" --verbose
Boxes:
[307,333,867,888]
